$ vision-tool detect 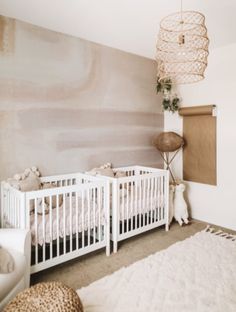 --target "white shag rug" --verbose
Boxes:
[78,227,236,312]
